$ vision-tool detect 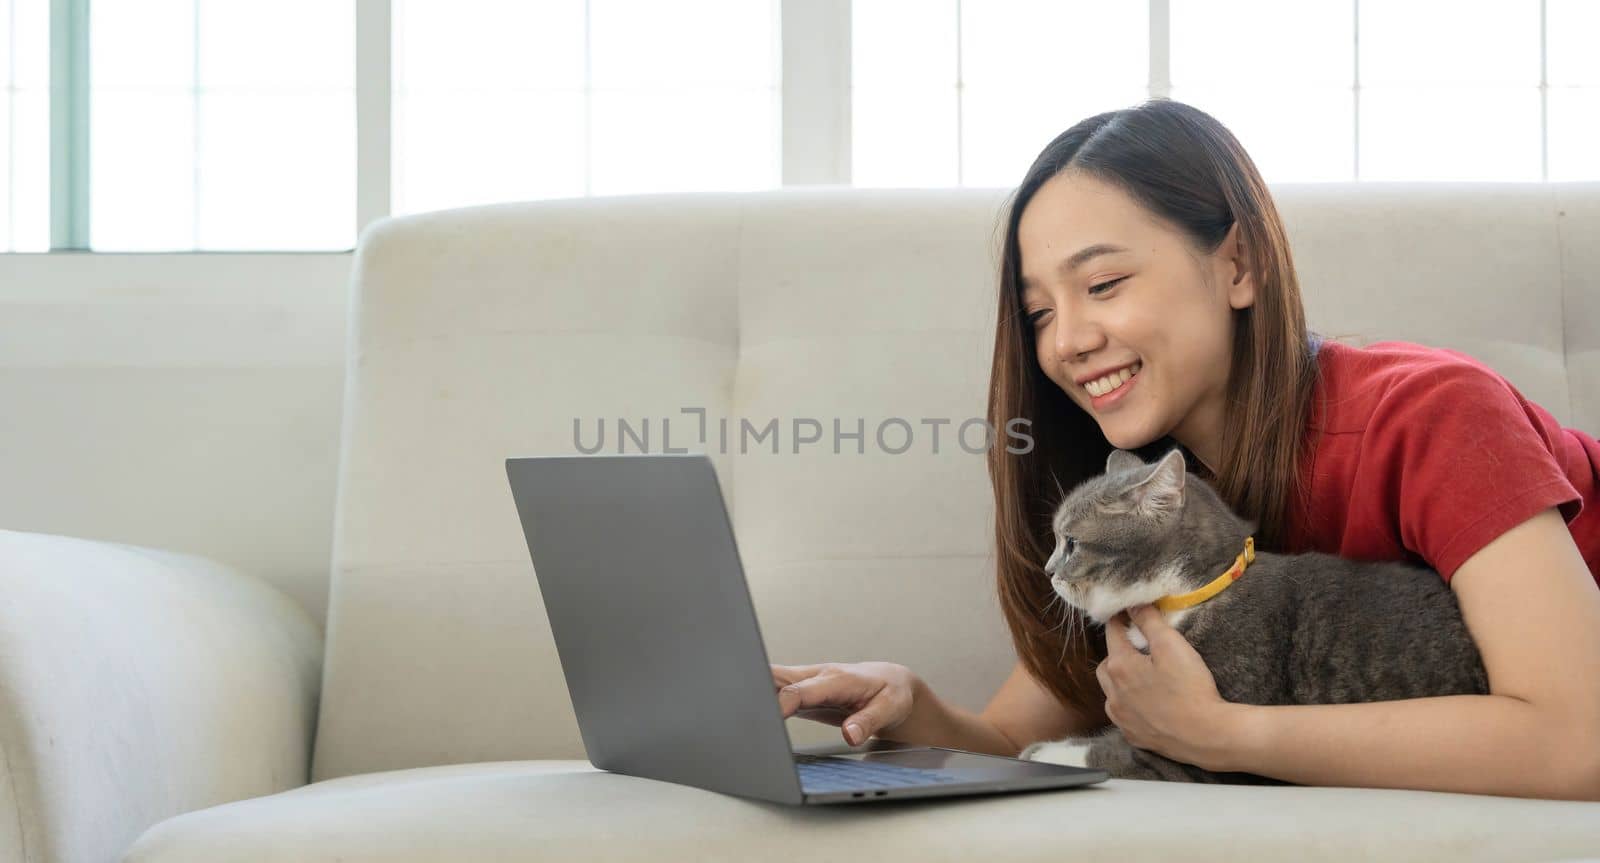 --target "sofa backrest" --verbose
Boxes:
[310,184,1599,781]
